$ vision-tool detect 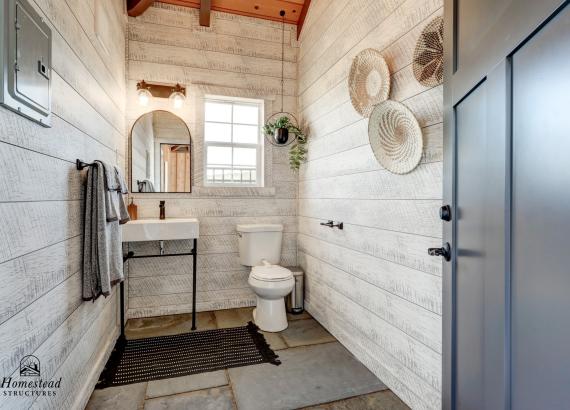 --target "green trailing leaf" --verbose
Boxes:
[263,116,308,171]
